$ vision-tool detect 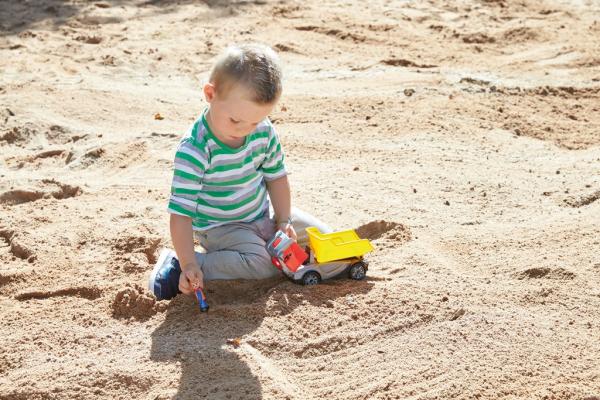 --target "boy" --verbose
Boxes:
[149,43,330,300]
